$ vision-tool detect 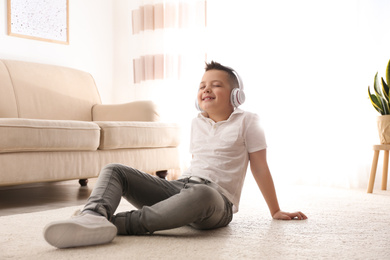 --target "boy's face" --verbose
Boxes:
[198,69,233,115]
